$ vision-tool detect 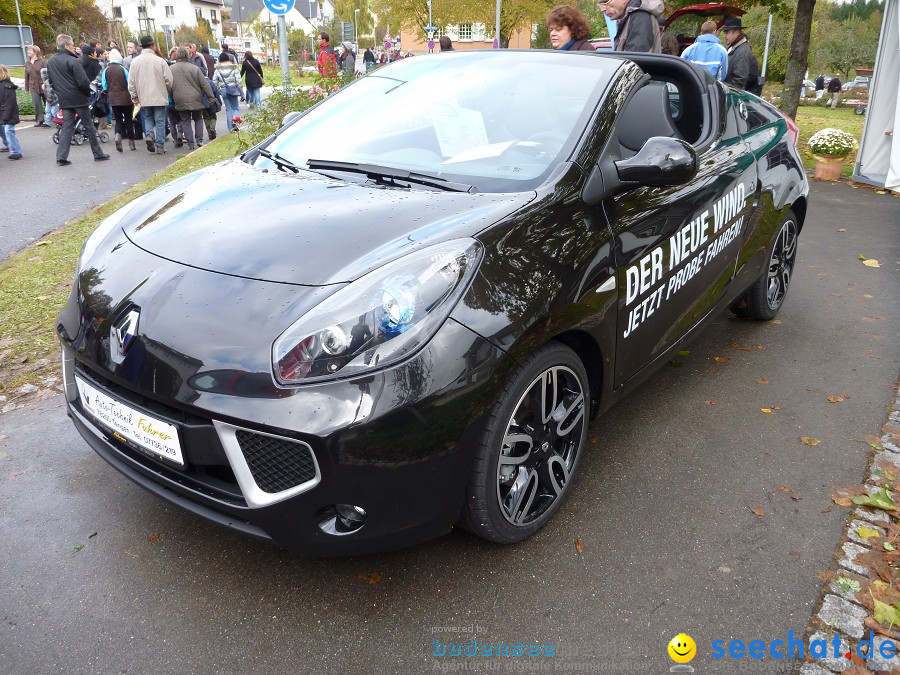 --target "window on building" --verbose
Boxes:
[165,5,174,16]
[458,23,472,41]
[112,6,122,18]
[211,9,217,20]
[196,8,203,19]
[138,5,148,17]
